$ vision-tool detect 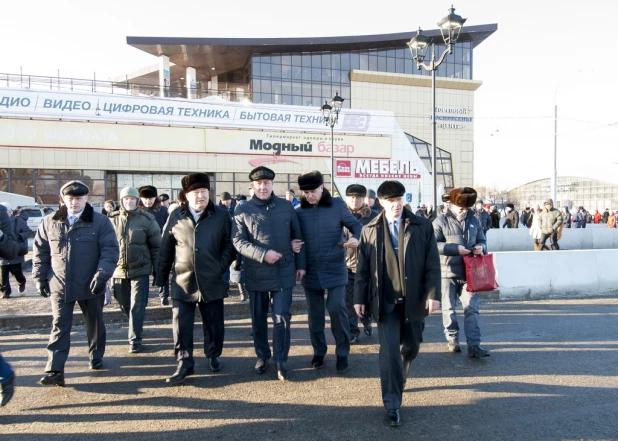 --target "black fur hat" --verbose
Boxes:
[298,170,324,191]
[139,185,158,198]
[345,184,367,197]
[159,193,170,201]
[181,173,210,193]
[449,187,477,208]
[60,180,89,196]
[506,203,515,209]
[377,181,406,199]
[249,166,275,182]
